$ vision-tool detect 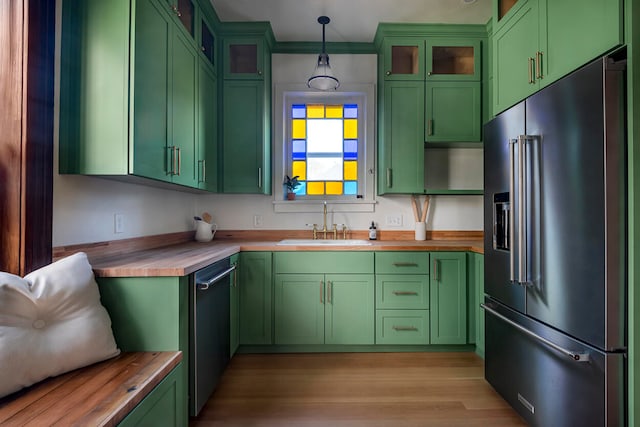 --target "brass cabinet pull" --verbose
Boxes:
[528,57,534,84]
[170,146,178,175]
[392,291,419,296]
[536,51,543,80]
[202,159,206,182]
[392,262,418,267]
[320,281,324,304]
[433,260,439,281]
[176,147,181,176]
[327,281,332,304]
[393,326,418,331]
[386,168,392,188]
[258,167,262,188]
[427,119,433,136]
